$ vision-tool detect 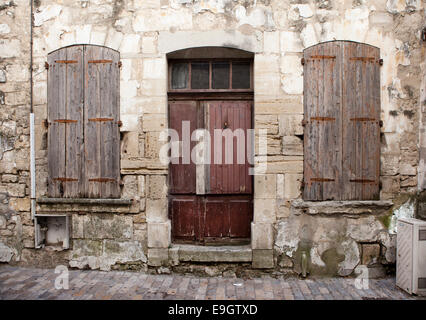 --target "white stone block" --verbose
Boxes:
[254,174,277,199]
[280,31,303,53]
[0,24,11,34]
[147,221,171,248]
[105,28,124,50]
[75,25,92,44]
[254,199,276,223]
[252,223,274,249]
[143,58,166,80]
[120,34,141,54]
[263,31,279,54]
[146,199,168,223]
[34,5,62,27]
[281,74,303,95]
